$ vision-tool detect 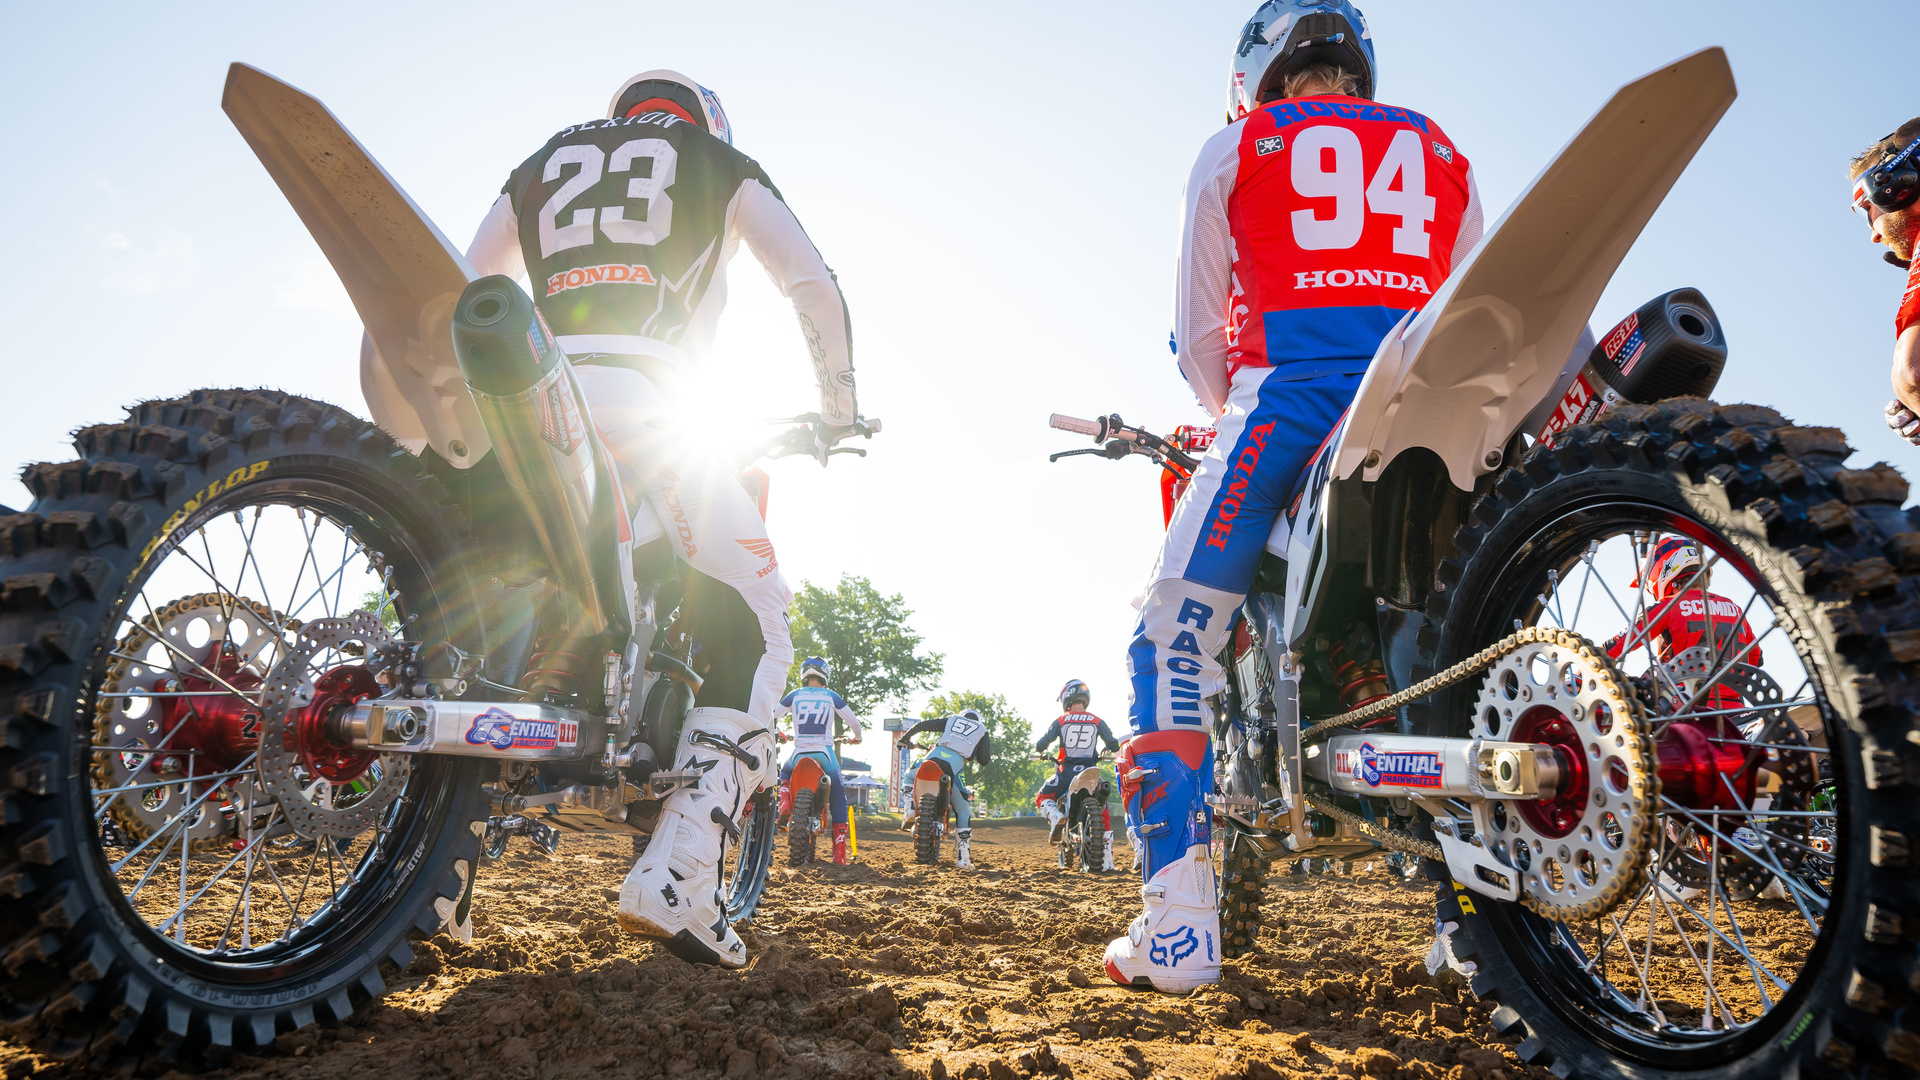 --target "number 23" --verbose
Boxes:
[537,139,677,258]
